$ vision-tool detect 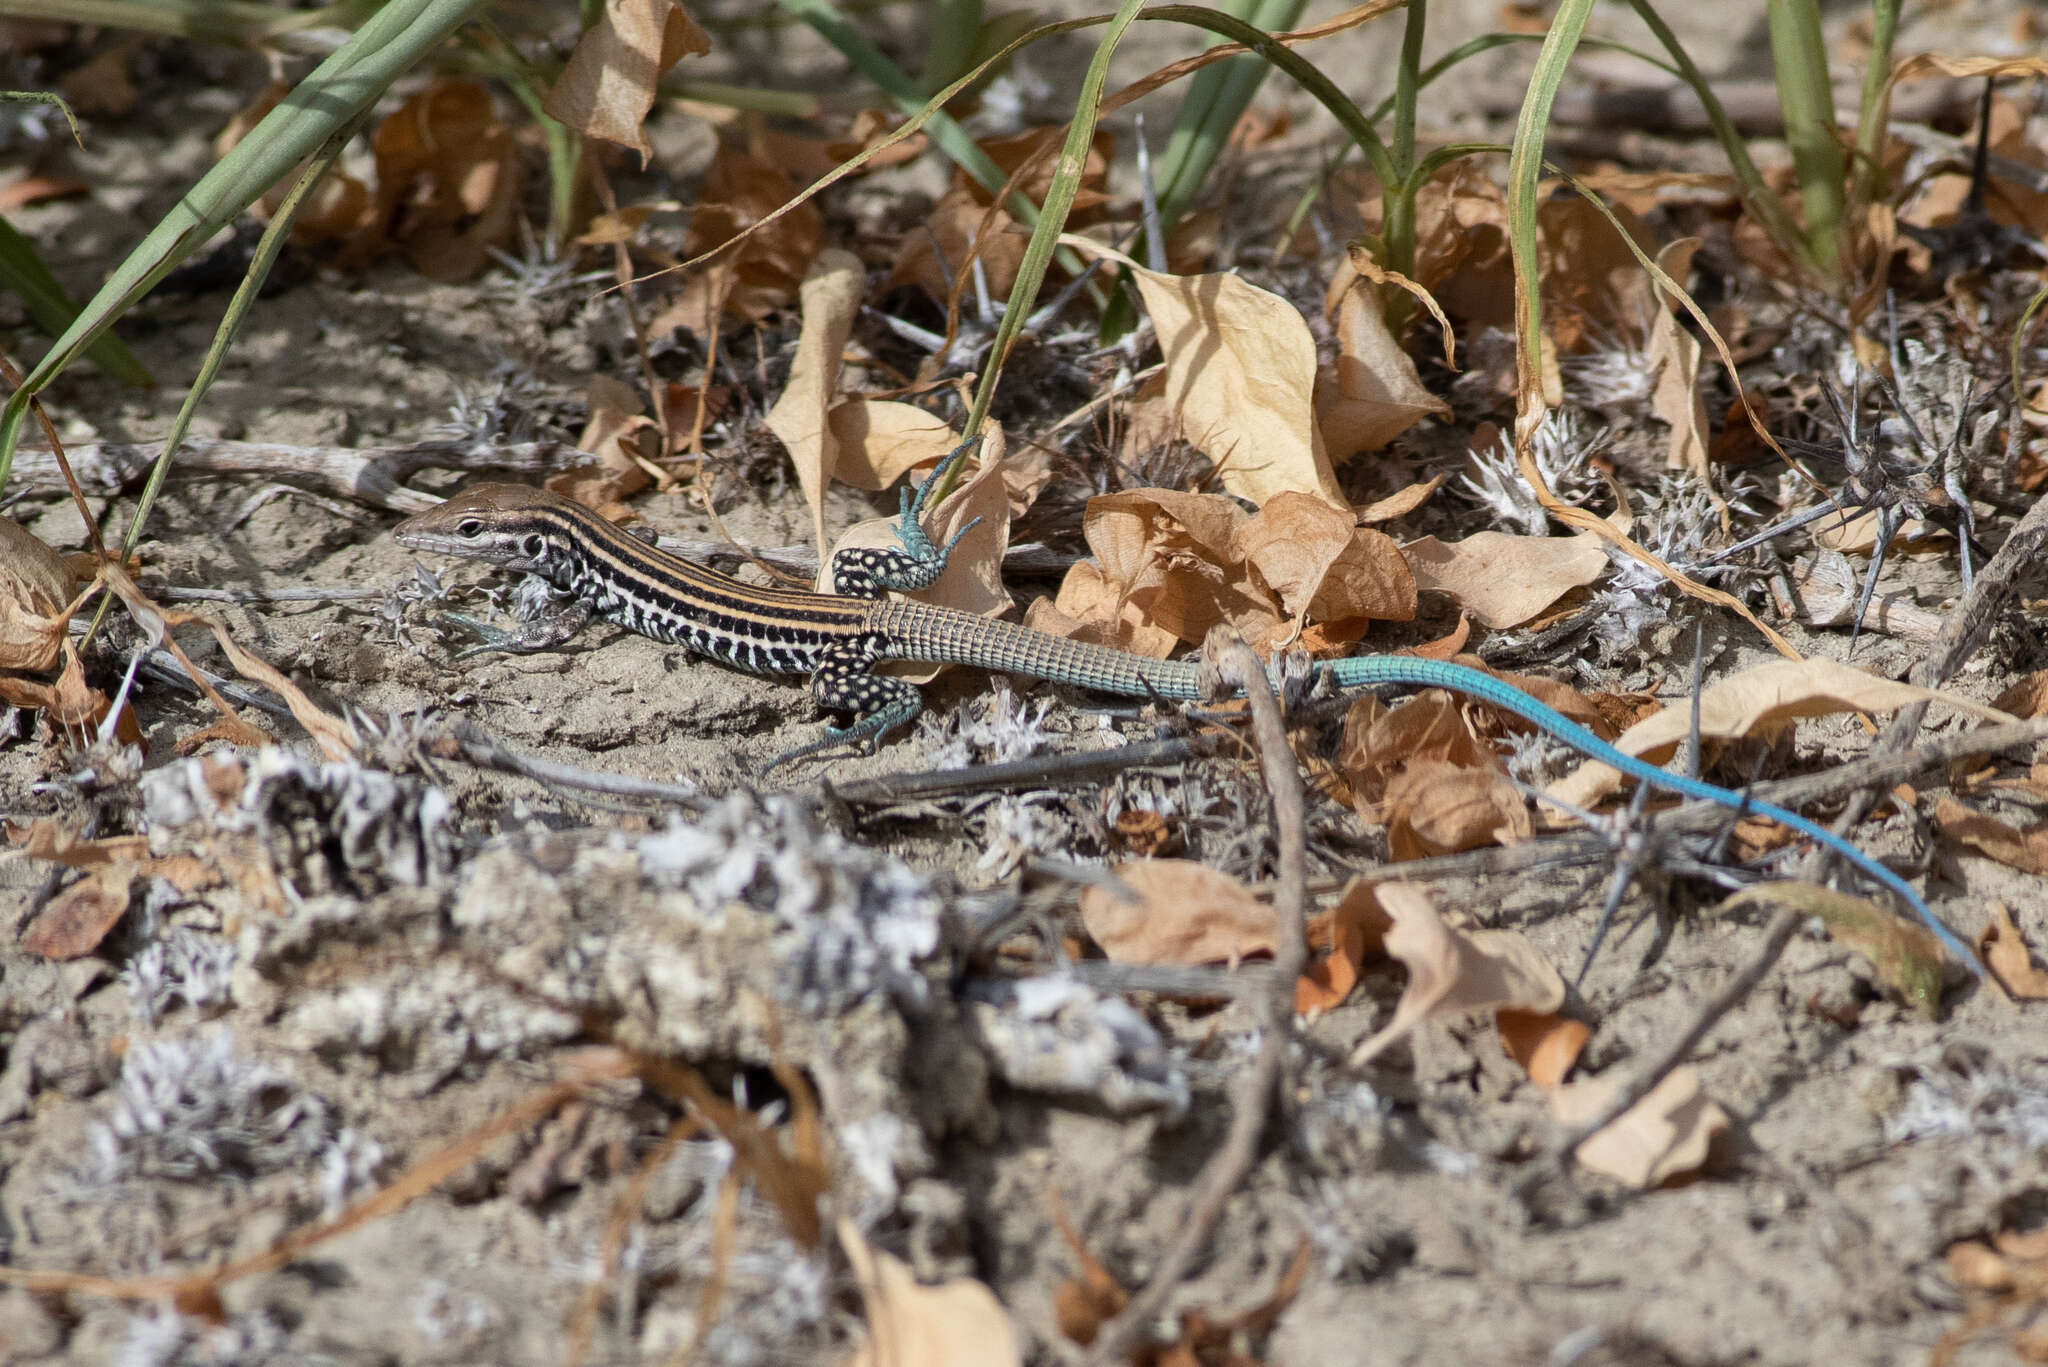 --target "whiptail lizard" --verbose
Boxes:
[394,440,1978,972]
